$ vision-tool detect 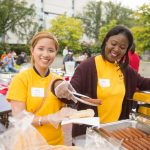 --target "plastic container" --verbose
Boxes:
[65,61,75,76]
